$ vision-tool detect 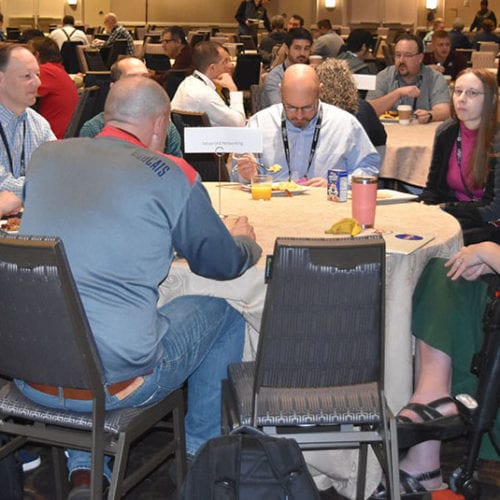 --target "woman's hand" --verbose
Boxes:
[445,242,498,280]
